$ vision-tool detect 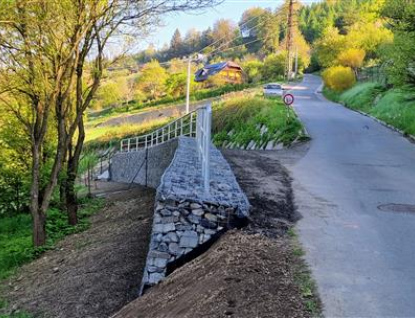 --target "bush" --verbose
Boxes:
[242,59,264,83]
[262,53,286,81]
[322,66,356,92]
